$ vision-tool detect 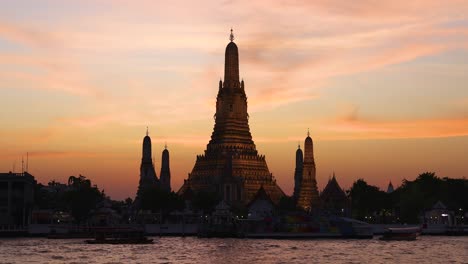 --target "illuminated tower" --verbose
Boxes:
[297,130,320,211]
[160,144,171,192]
[178,29,284,204]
